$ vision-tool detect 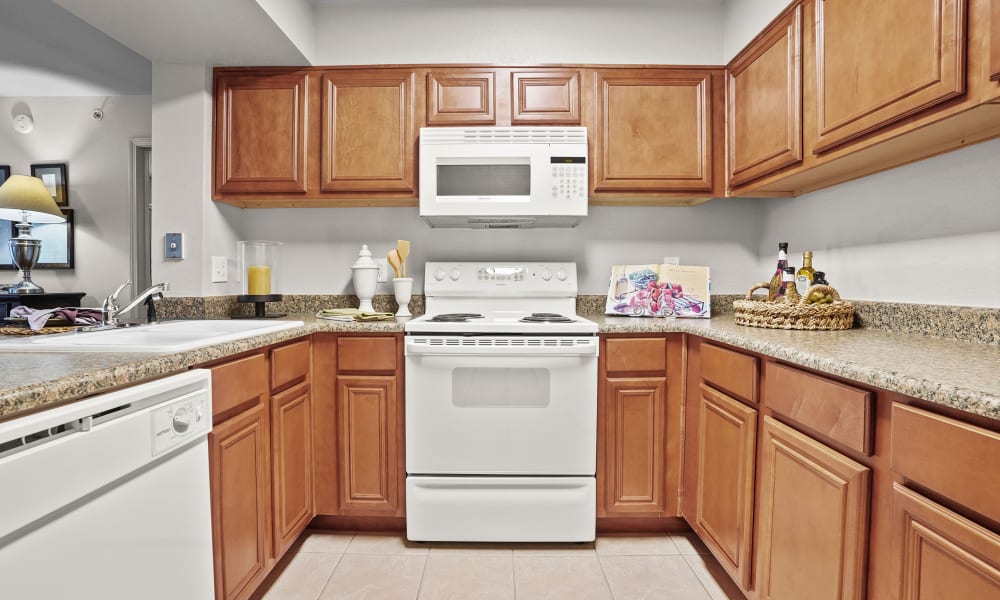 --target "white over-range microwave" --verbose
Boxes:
[418,126,588,228]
